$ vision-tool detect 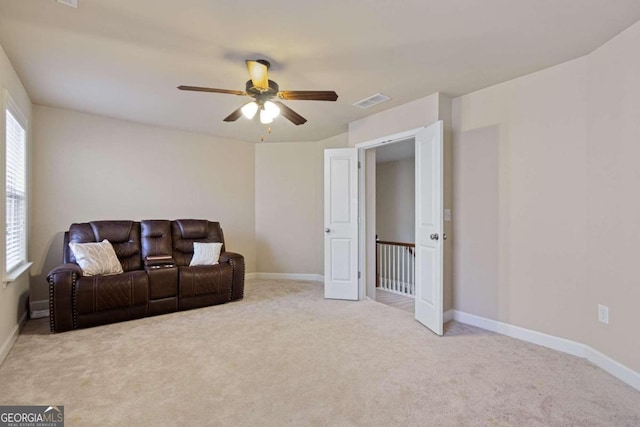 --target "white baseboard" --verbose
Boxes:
[0,311,27,367]
[248,273,324,282]
[585,346,640,391]
[452,310,585,357]
[451,309,640,392]
[30,299,50,319]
